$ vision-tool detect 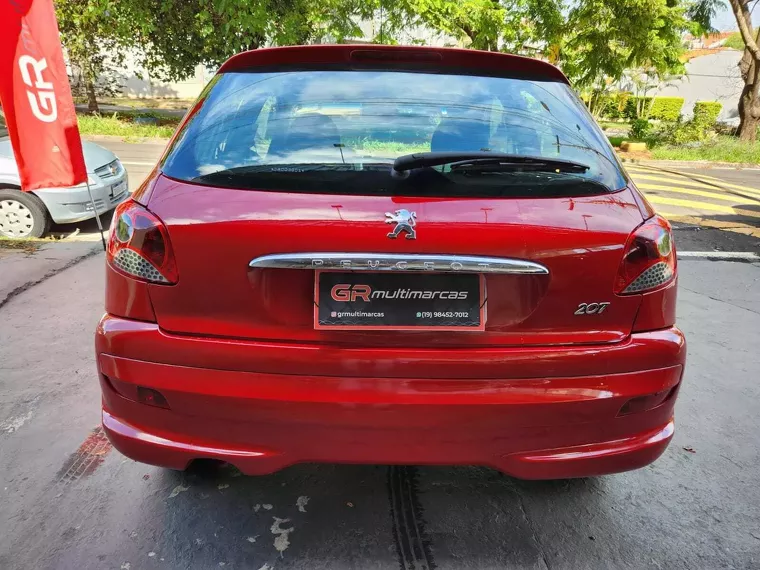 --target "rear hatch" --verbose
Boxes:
[146,179,643,347]
[142,46,645,348]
